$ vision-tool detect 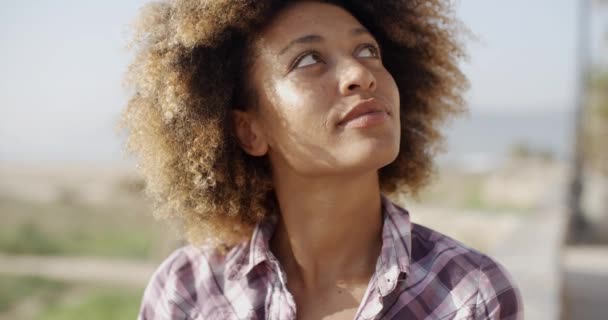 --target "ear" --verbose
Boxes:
[232,110,268,157]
